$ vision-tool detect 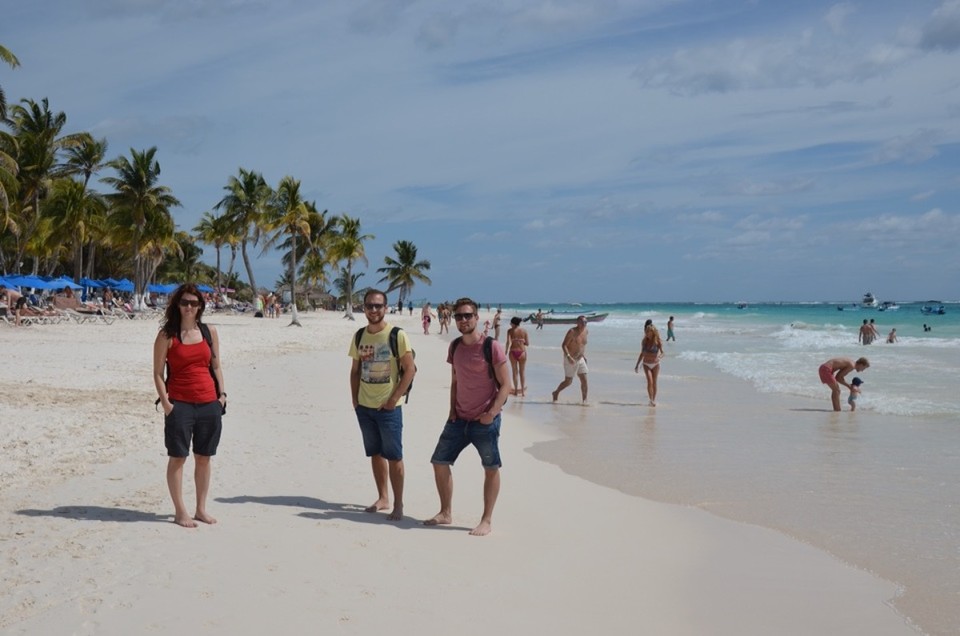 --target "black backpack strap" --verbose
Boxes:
[354,327,366,351]
[483,336,500,389]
